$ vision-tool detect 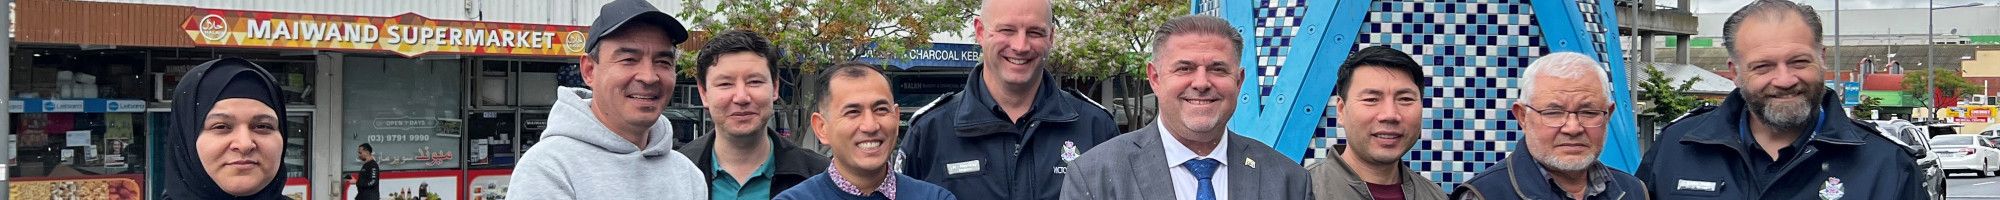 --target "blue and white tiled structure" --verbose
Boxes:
[1198,0,1642,190]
